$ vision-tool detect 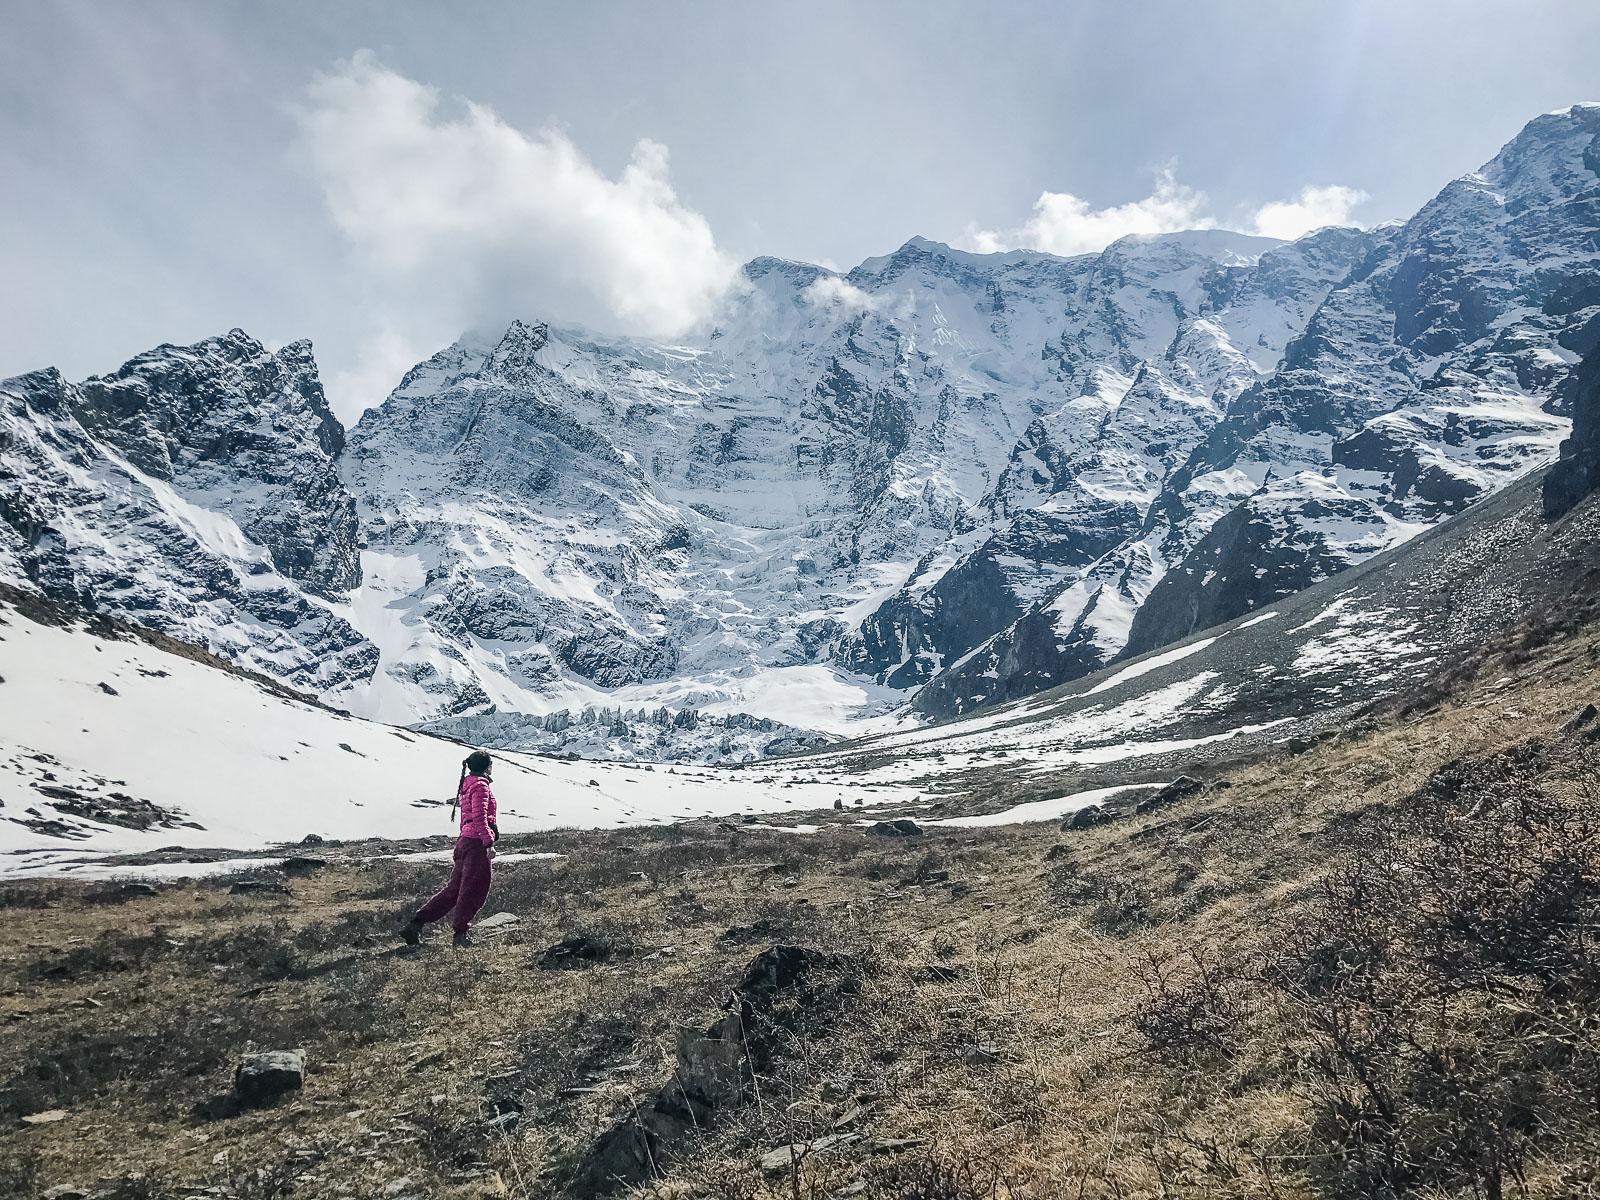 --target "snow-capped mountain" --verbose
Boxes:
[917,104,1600,716]
[3,106,1599,740]
[0,333,375,694]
